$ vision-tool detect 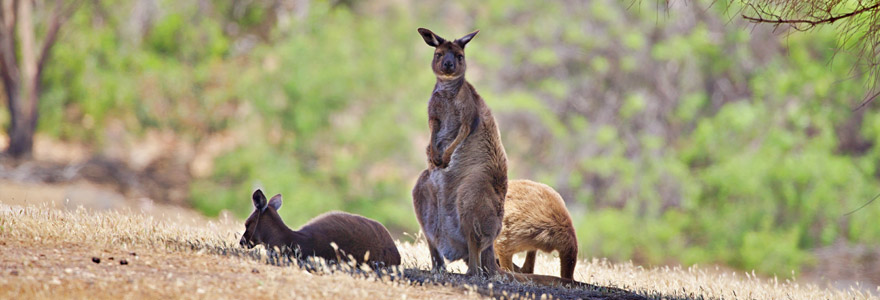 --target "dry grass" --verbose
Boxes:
[0,204,478,300]
[0,203,877,300]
